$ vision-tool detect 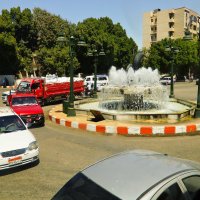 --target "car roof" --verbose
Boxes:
[0,107,15,117]
[82,149,200,200]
